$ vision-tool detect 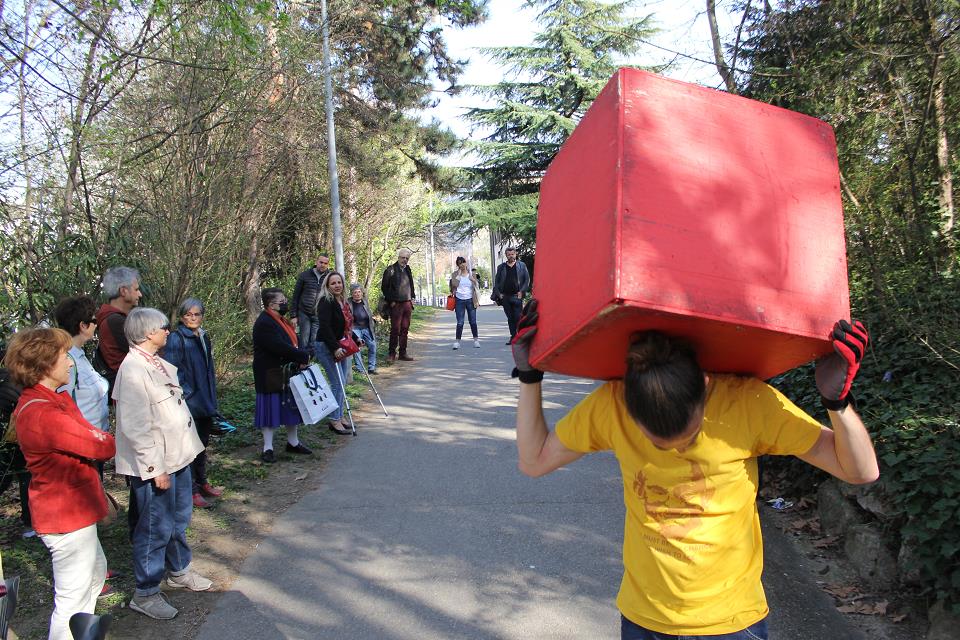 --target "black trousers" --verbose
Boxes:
[502,295,524,338]
[191,415,213,489]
